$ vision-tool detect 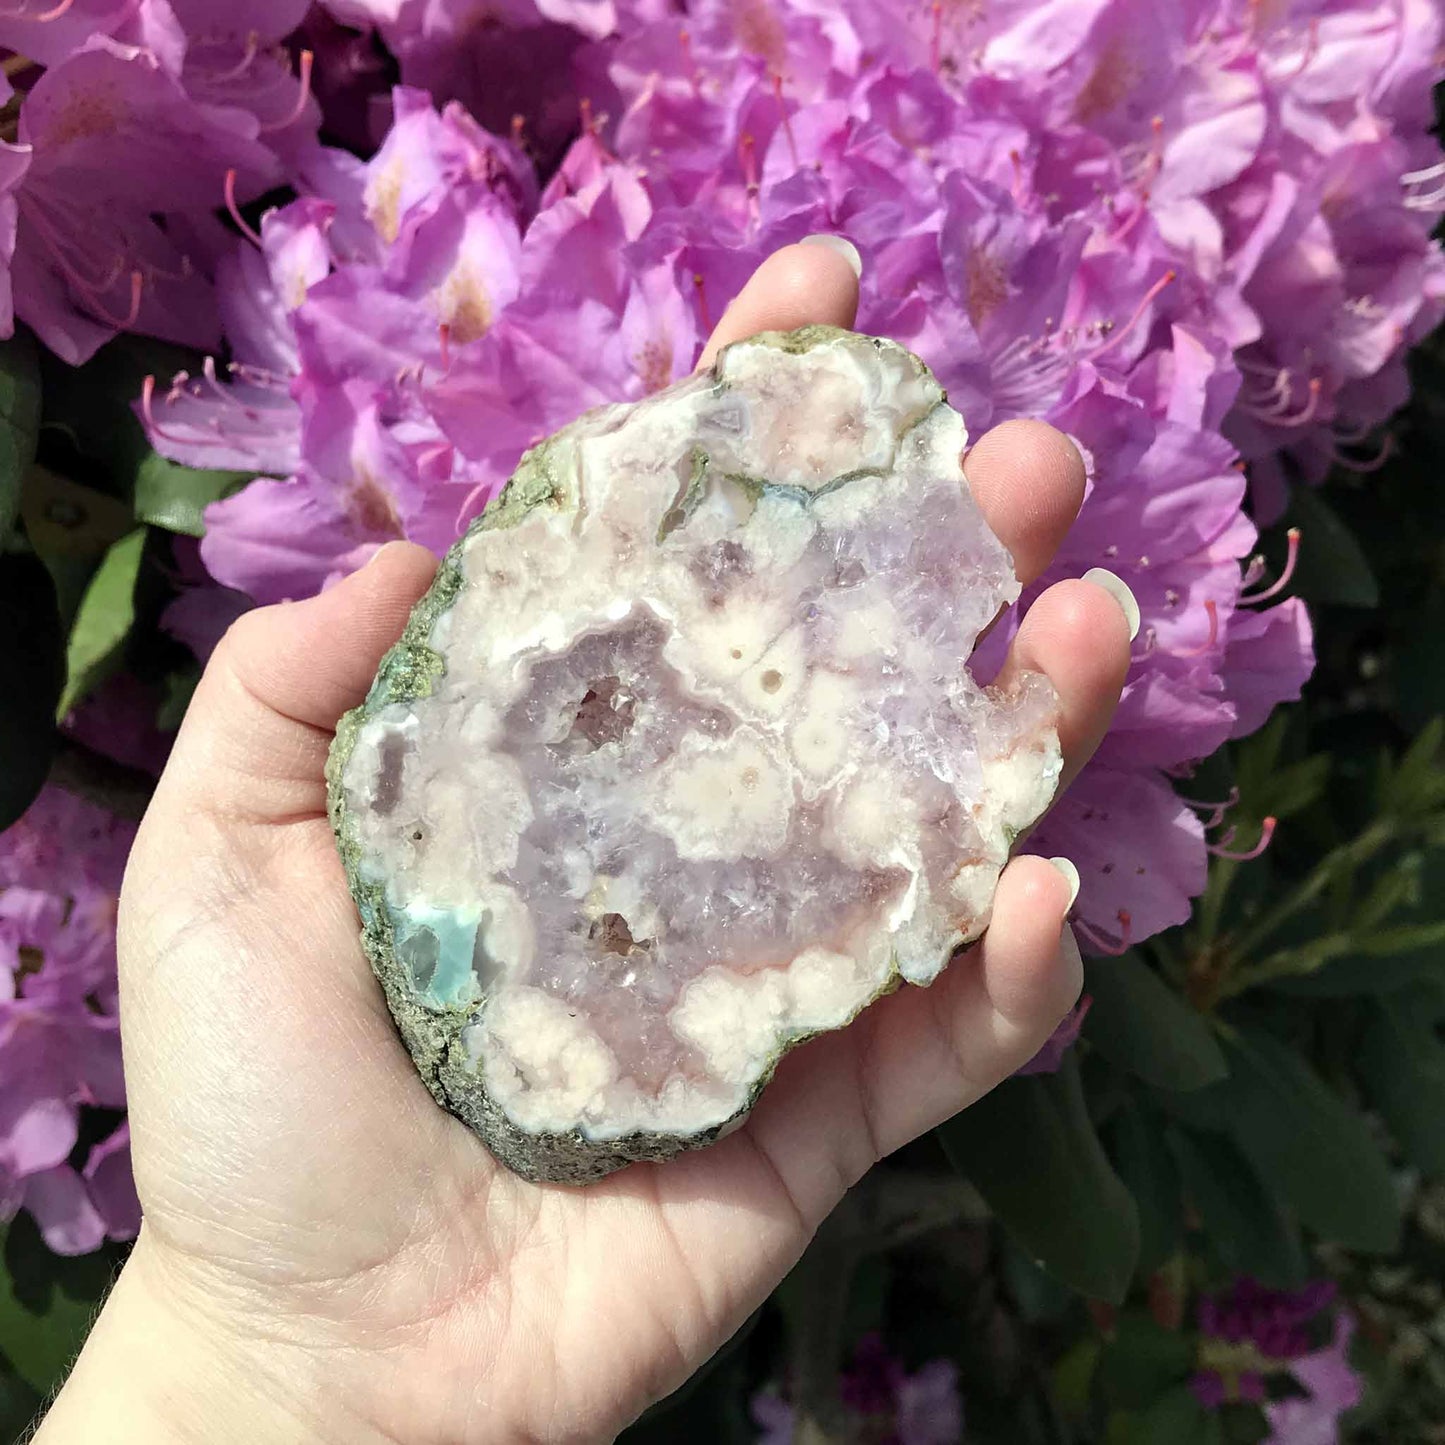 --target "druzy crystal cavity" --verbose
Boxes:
[328,327,1061,1182]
